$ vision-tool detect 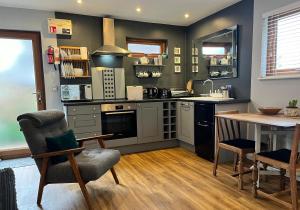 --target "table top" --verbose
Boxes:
[215,113,300,127]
